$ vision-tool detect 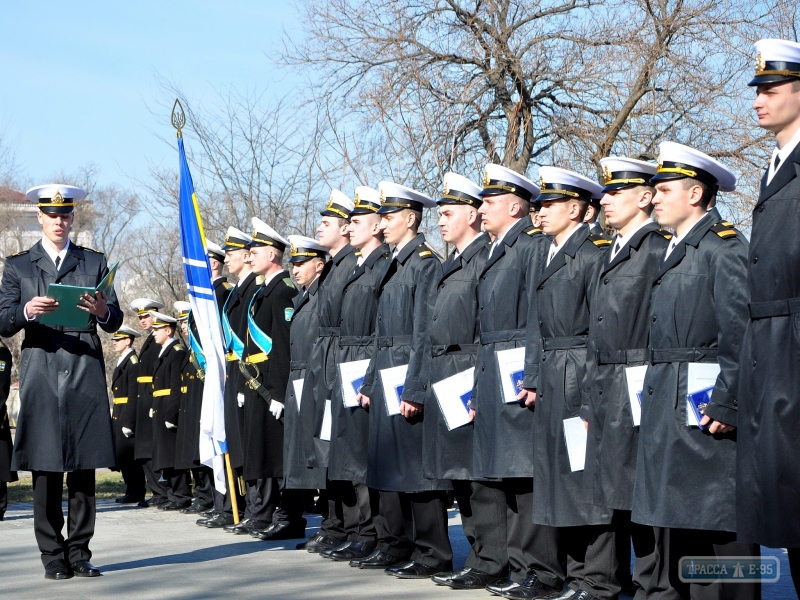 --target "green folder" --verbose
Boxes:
[39,261,120,327]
